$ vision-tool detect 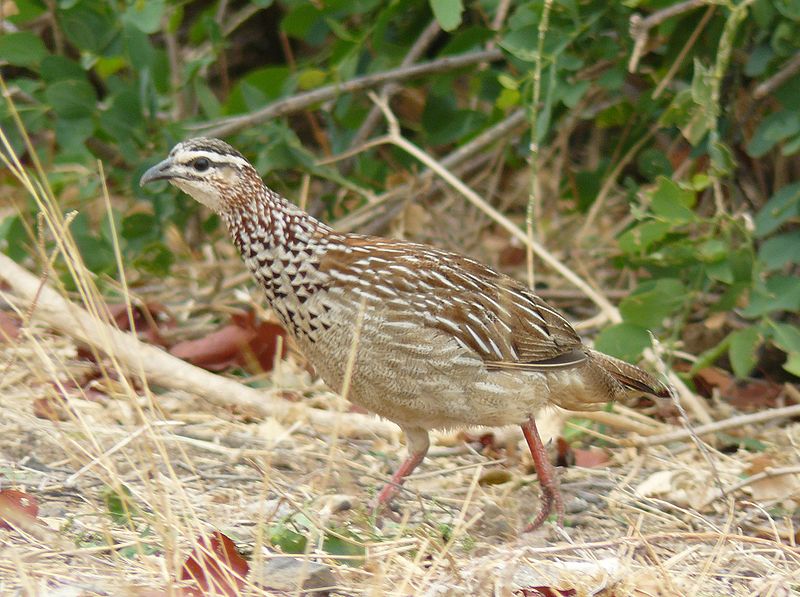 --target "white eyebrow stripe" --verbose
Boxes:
[176,150,251,169]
